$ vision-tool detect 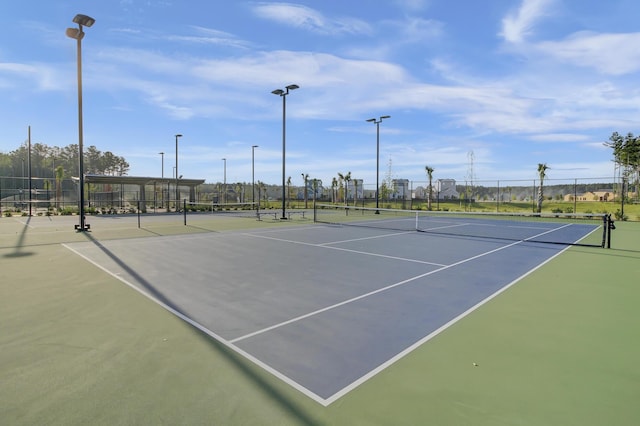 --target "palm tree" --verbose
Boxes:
[353,179,358,206]
[425,165,434,210]
[331,177,338,203]
[286,176,292,208]
[301,173,309,208]
[338,171,351,205]
[537,163,549,213]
